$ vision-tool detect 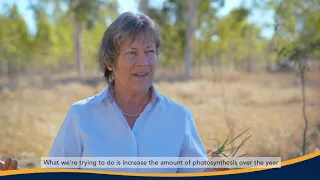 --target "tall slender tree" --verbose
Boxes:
[271,0,320,156]
[1,4,31,79]
[31,0,118,77]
